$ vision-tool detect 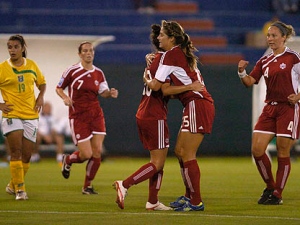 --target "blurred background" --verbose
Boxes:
[0,0,299,158]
